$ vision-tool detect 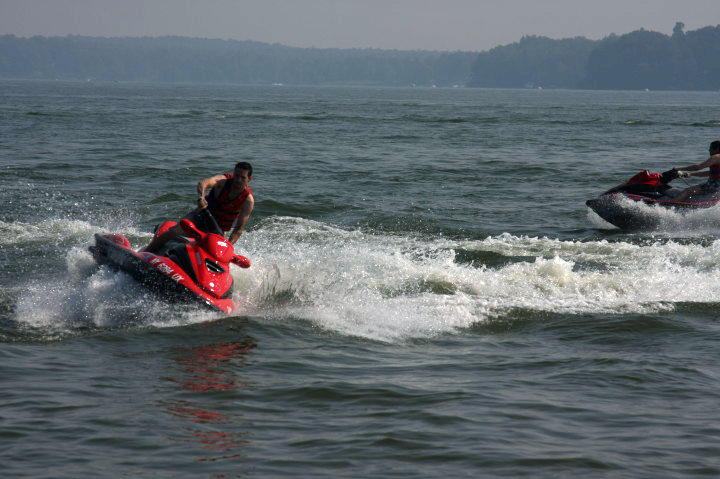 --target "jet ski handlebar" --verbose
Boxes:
[659,169,680,184]
[180,218,205,239]
[180,218,204,239]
